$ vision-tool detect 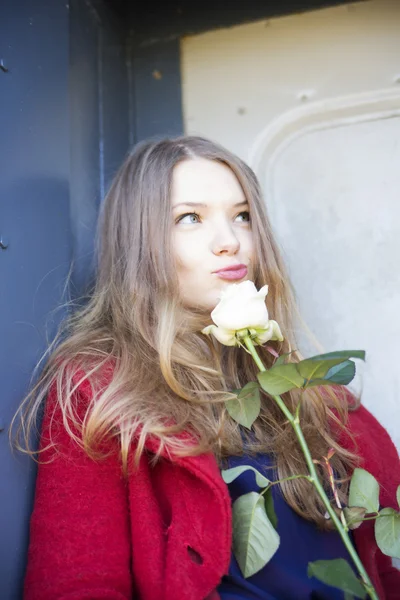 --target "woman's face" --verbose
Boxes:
[171,158,255,312]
